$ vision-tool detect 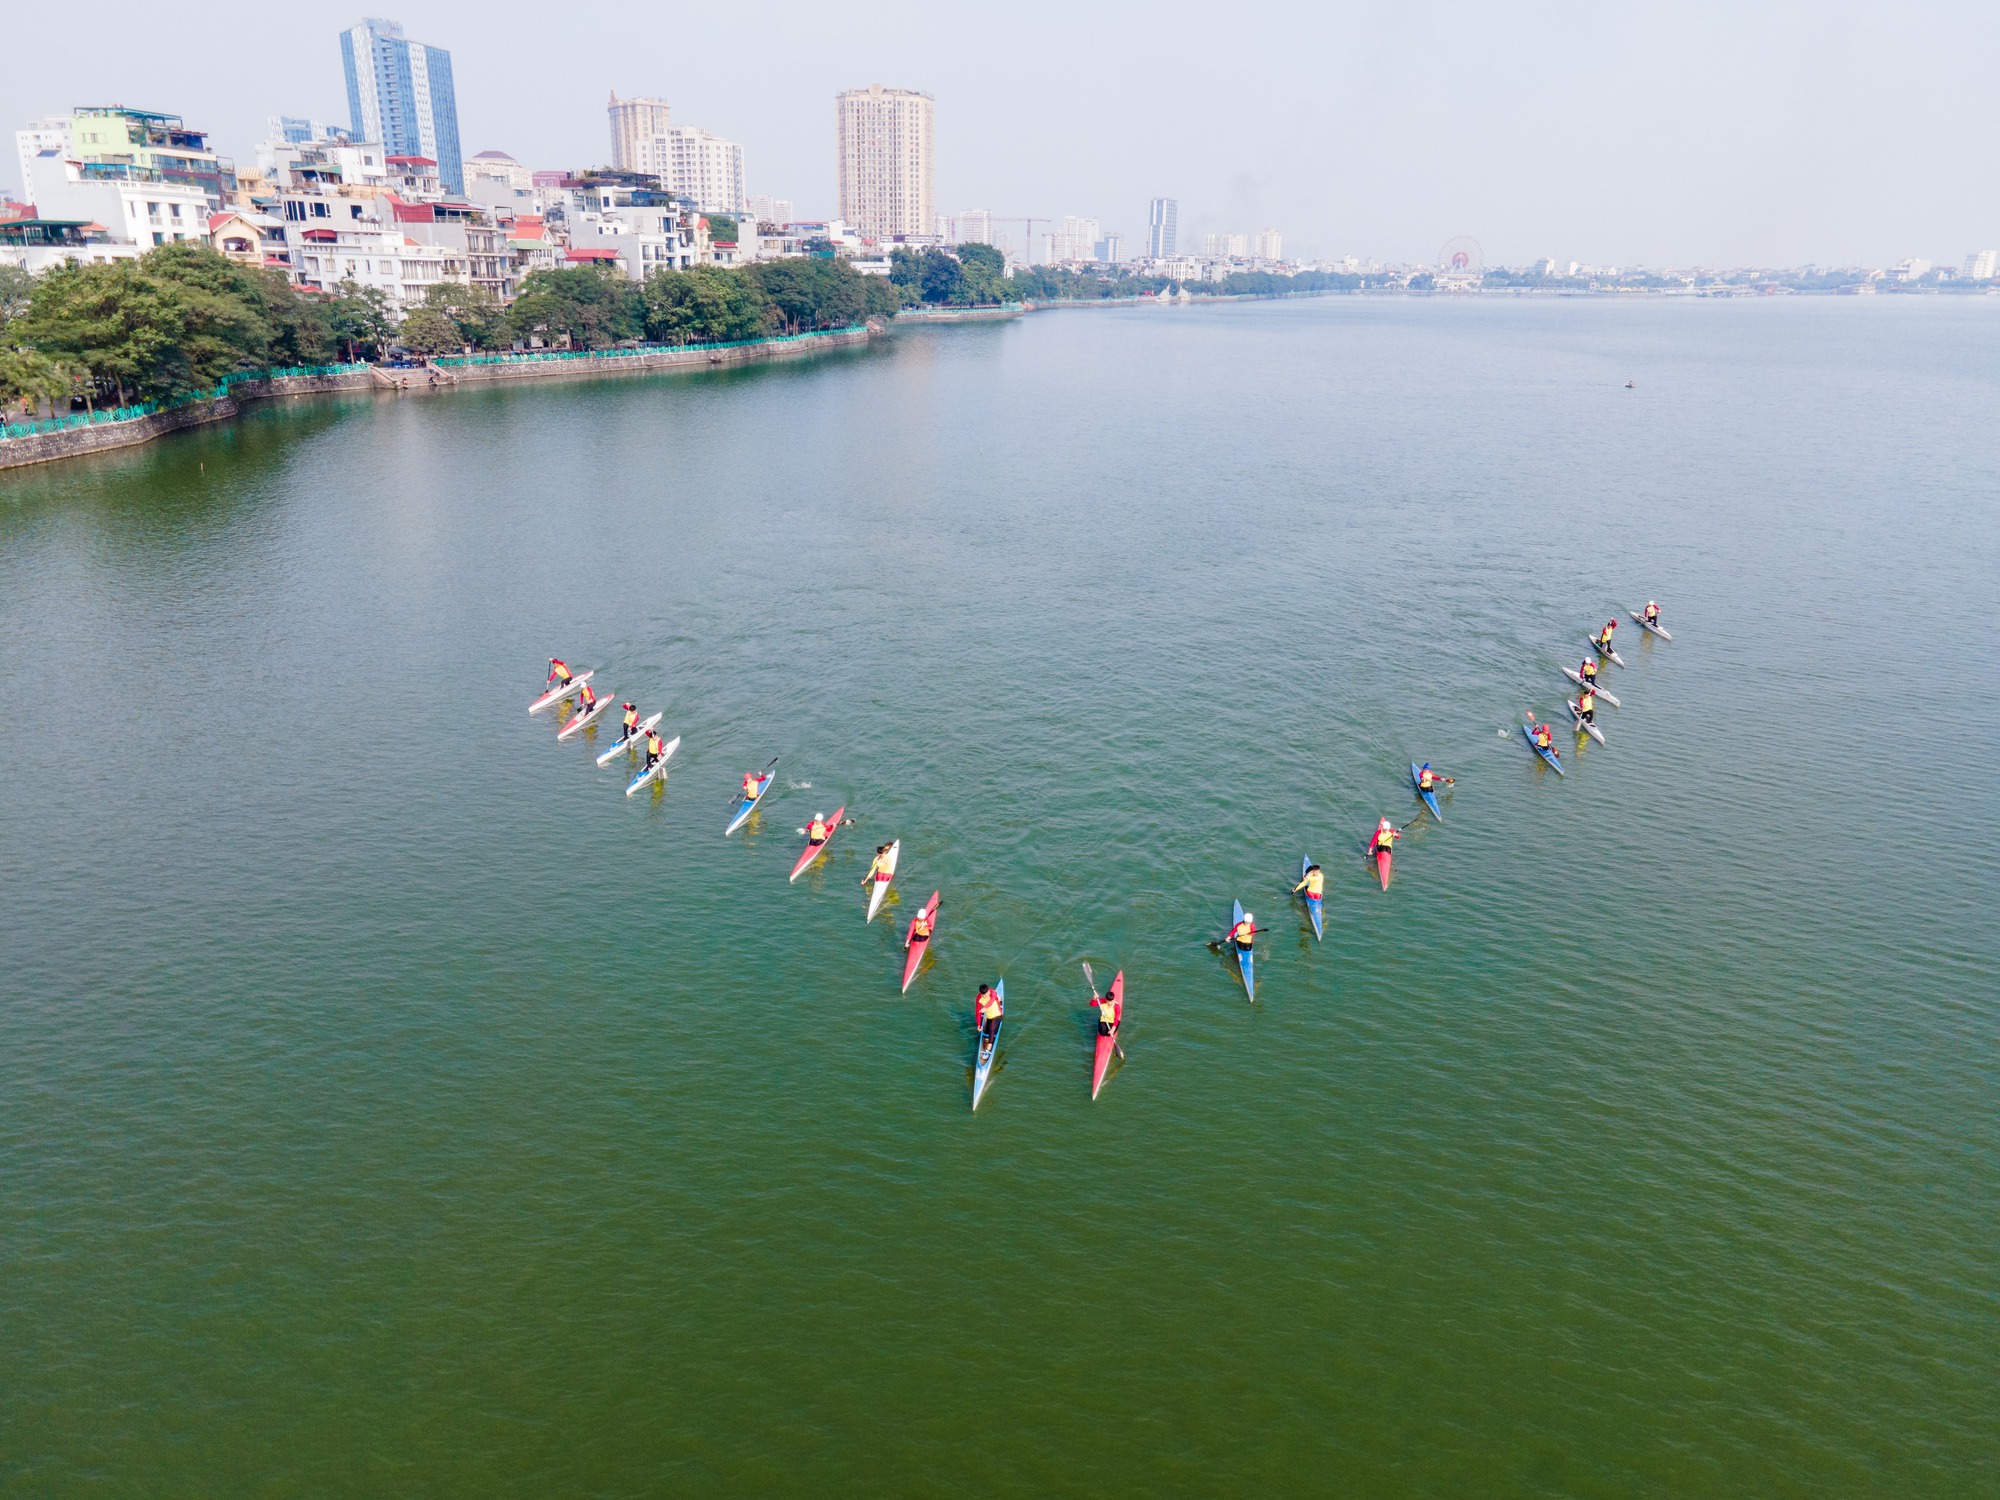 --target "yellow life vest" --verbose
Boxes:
[1097,998,1118,1026]
[623,707,639,730]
